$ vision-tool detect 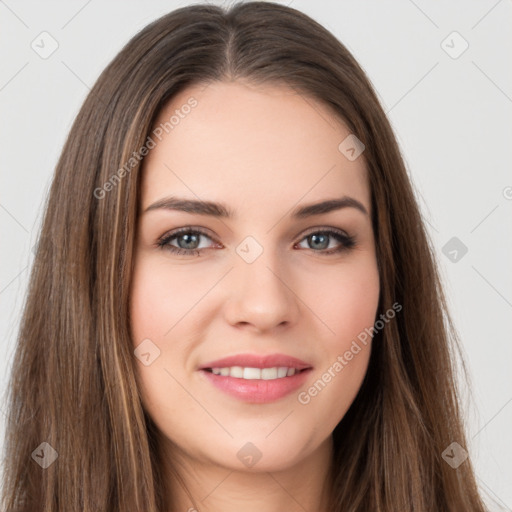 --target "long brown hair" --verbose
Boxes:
[1,2,489,510]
